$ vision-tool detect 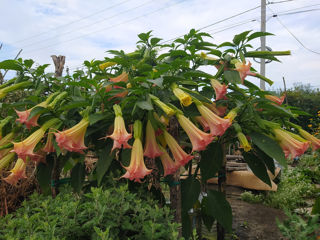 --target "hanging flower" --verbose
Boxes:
[210,79,228,100]
[99,61,117,70]
[12,128,46,162]
[15,109,40,129]
[171,83,192,107]
[144,120,163,158]
[265,94,286,105]
[42,133,55,153]
[224,107,239,123]
[237,132,251,152]
[204,102,227,117]
[273,128,309,159]
[107,105,132,151]
[122,120,152,182]
[158,145,180,176]
[110,72,129,83]
[235,61,256,84]
[149,94,175,117]
[105,72,129,100]
[0,152,15,171]
[195,116,210,132]
[176,113,214,152]
[54,118,89,154]
[196,102,231,136]
[163,130,193,166]
[298,128,320,151]
[3,158,27,185]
